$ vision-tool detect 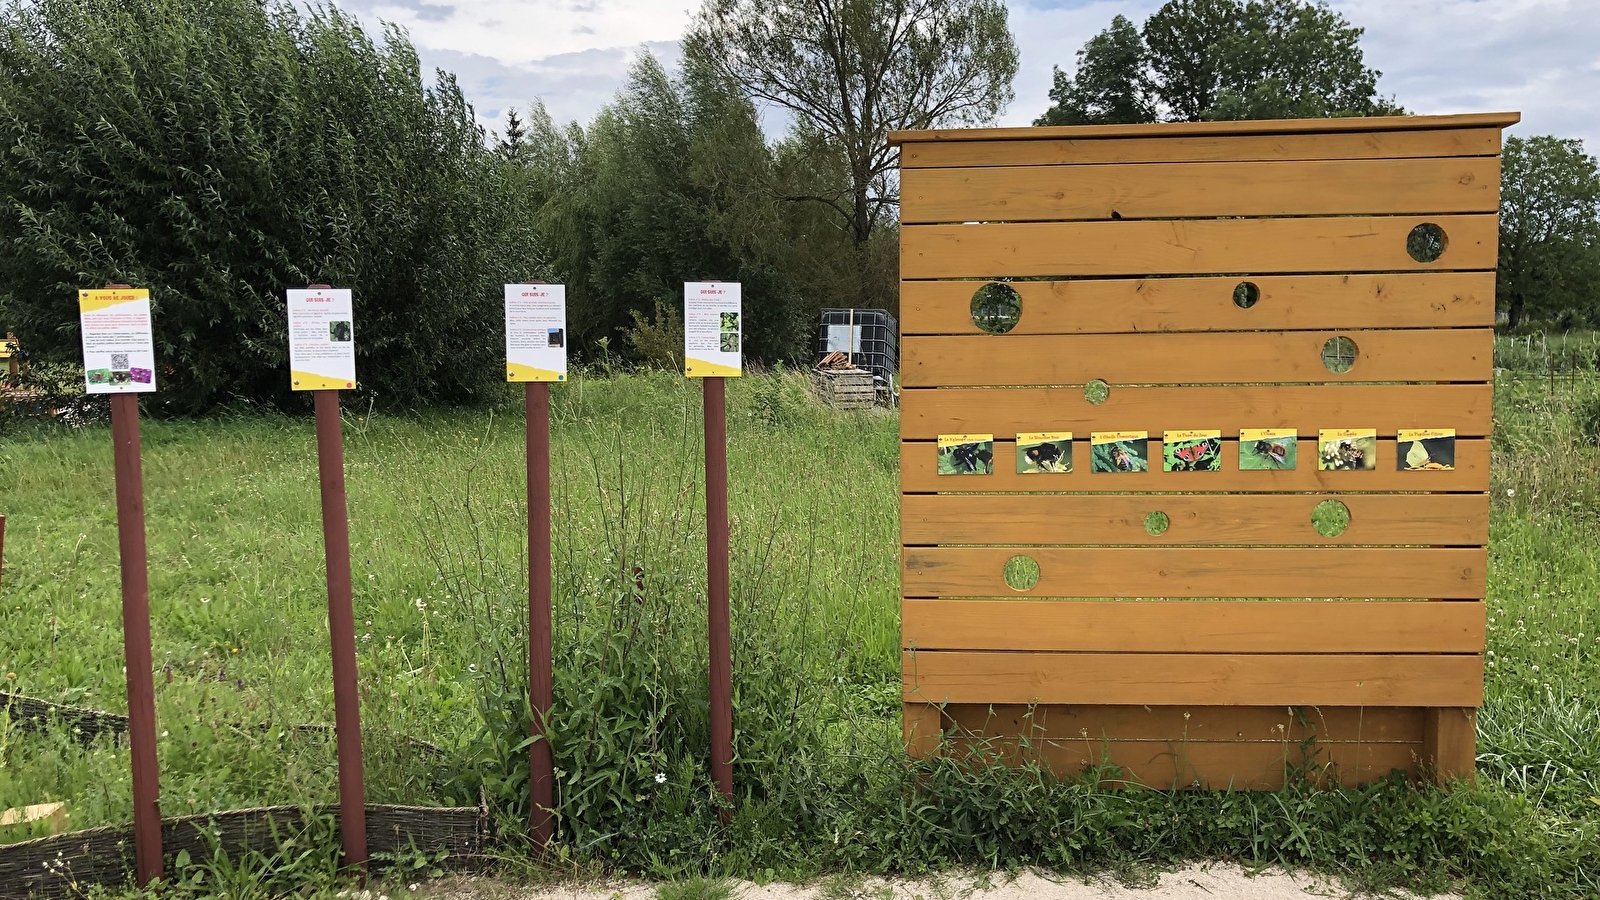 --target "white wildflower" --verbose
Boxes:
[655,772,667,784]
